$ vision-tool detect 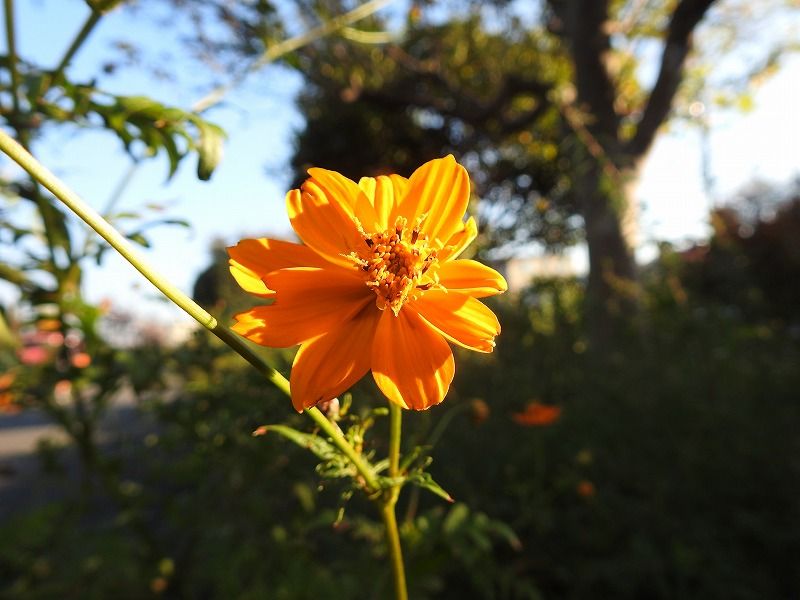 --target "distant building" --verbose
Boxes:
[492,254,576,292]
